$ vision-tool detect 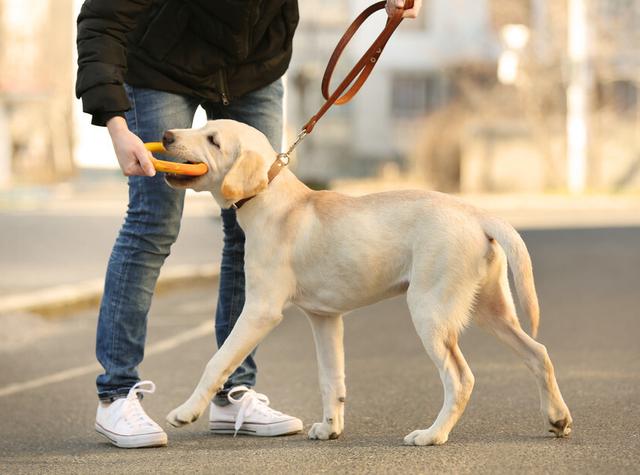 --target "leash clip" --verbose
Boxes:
[276,129,308,168]
[277,152,290,166]
[287,129,308,156]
